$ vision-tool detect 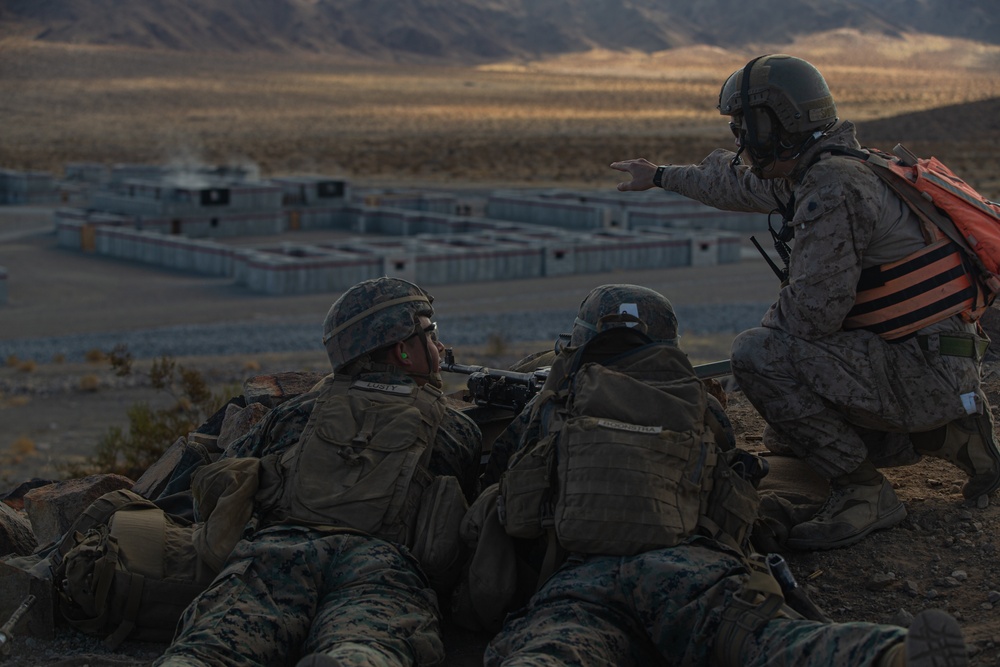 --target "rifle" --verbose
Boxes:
[442,349,733,413]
